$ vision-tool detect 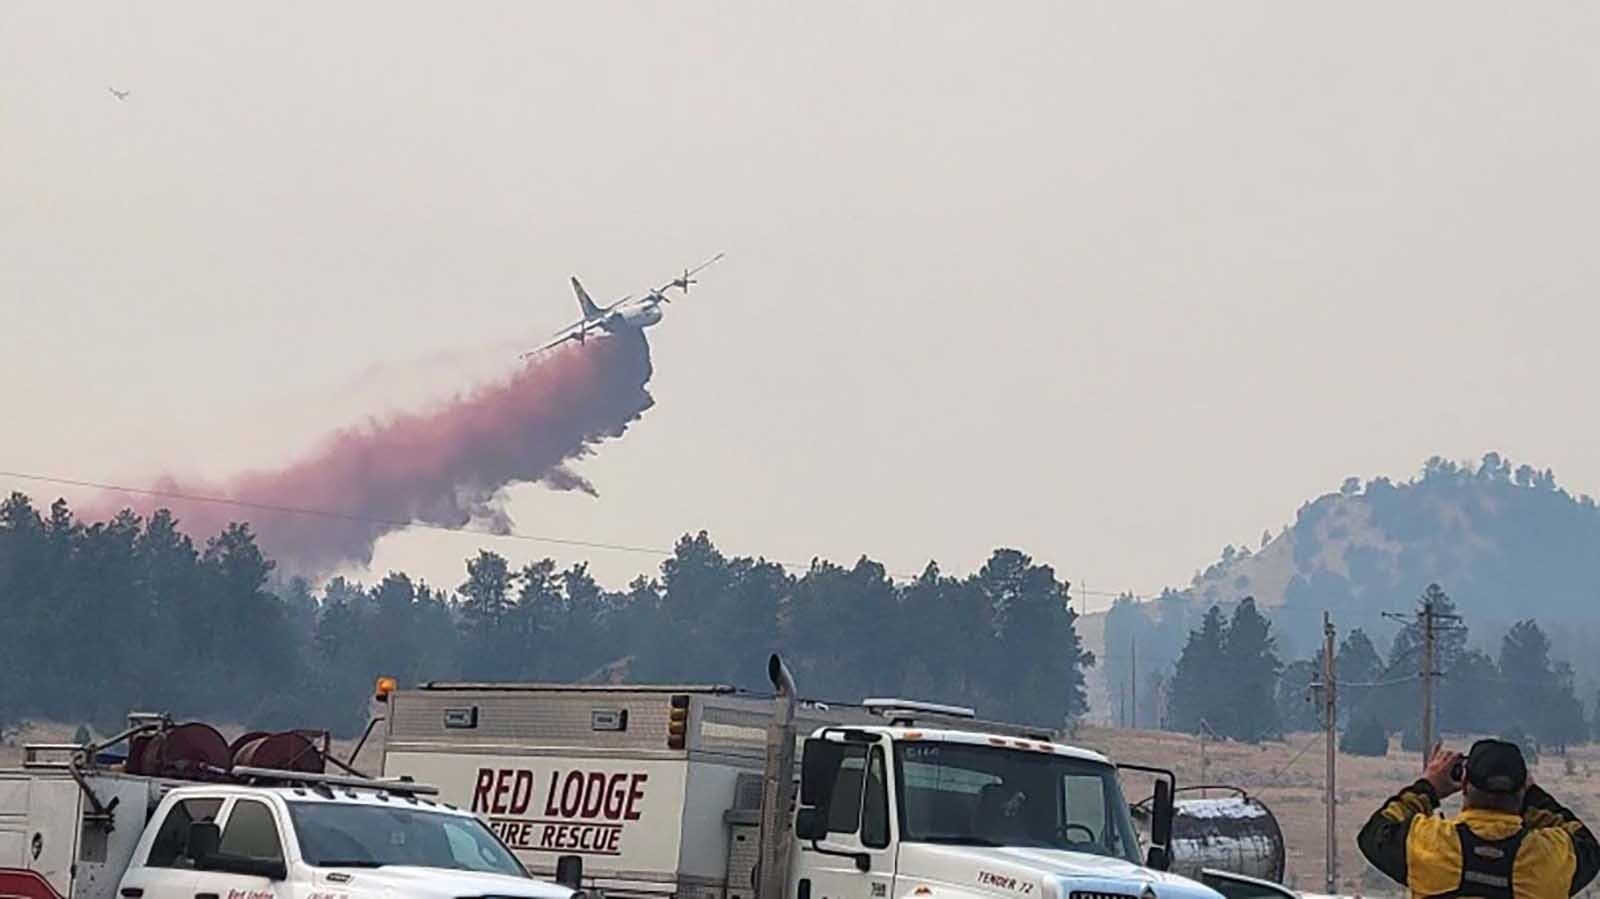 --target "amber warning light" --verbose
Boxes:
[667,695,689,749]
[375,676,398,703]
